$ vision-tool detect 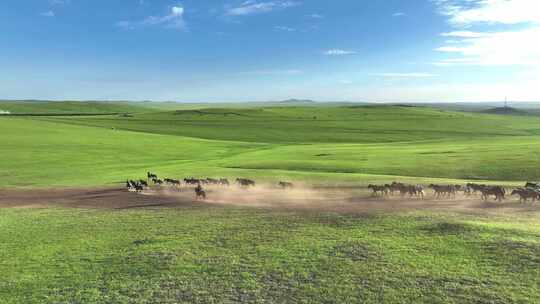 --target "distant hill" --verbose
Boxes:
[4,99,540,115]
[482,107,529,116]
[417,102,540,112]
[0,100,156,115]
[277,99,317,104]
